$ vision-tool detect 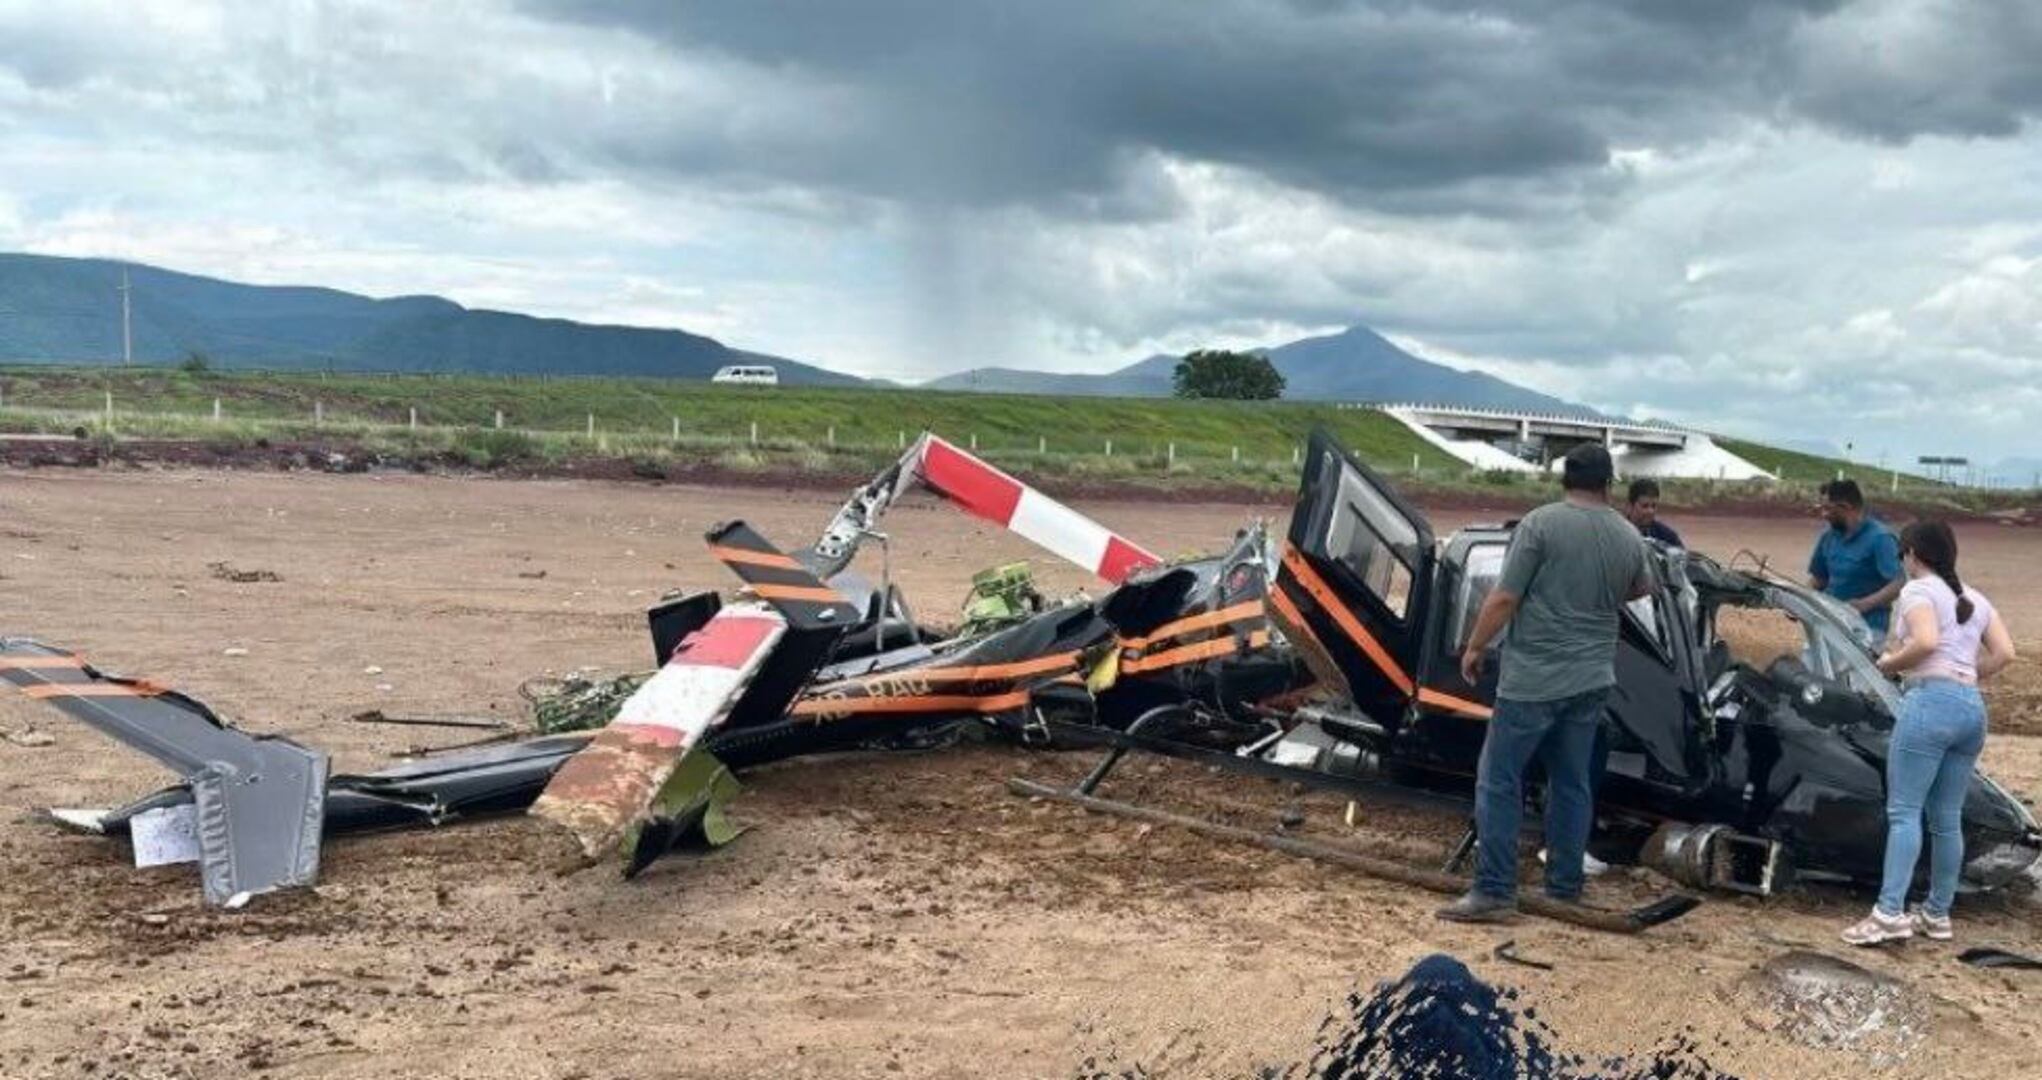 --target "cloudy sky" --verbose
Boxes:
[3,1,2040,466]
